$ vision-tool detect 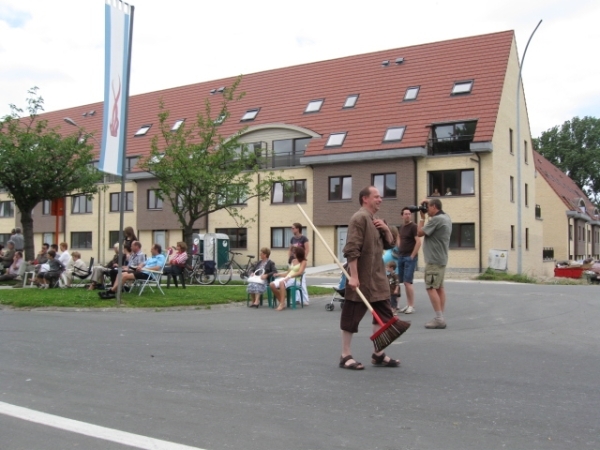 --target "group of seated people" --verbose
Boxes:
[0,241,88,288]
[95,240,184,299]
[246,246,308,310]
